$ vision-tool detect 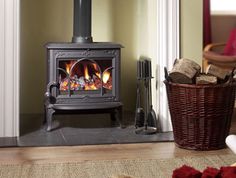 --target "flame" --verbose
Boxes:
[84,65,90,80]
[92,63,98,71]
[103,71,110,83]
[70,82,79,90]
[60,80,69,91]
[60,81,68,91]
[85,83,97,90]
[65,61,76,75]
[92,63,101,78]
